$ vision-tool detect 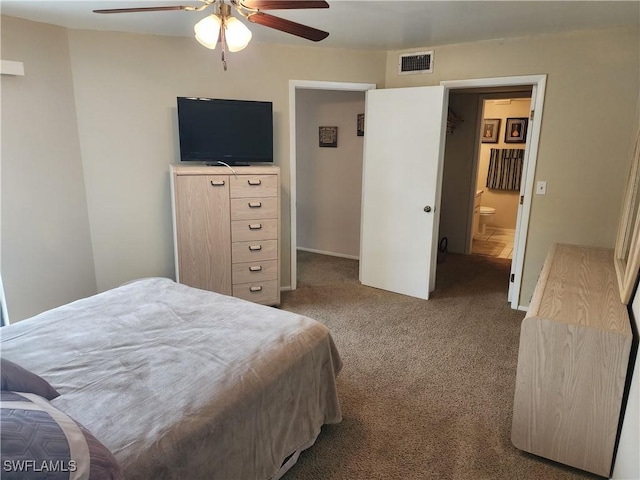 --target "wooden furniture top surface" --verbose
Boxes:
[527,243,631,335]
[171,164,280,176]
